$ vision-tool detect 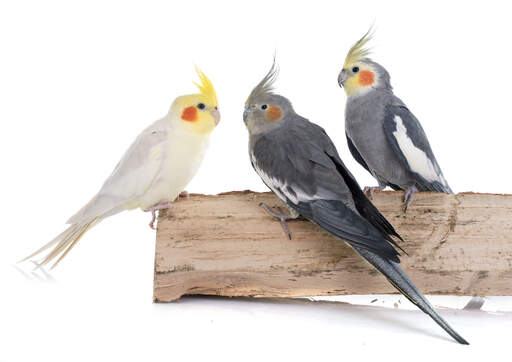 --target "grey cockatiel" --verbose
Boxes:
[243,61,468,345]
[338,30,452,210]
